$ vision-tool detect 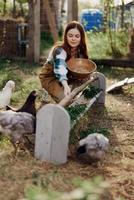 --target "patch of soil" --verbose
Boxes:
[0,81,134,200]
